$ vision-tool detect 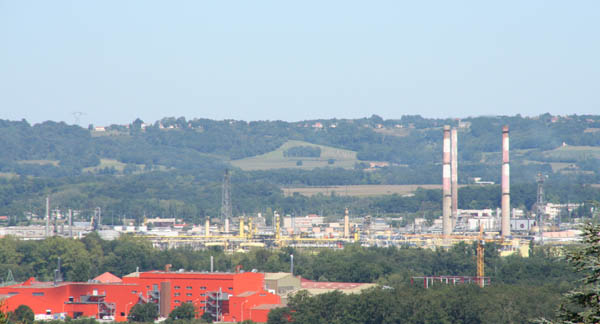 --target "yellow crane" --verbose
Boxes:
[476,223,485,287]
